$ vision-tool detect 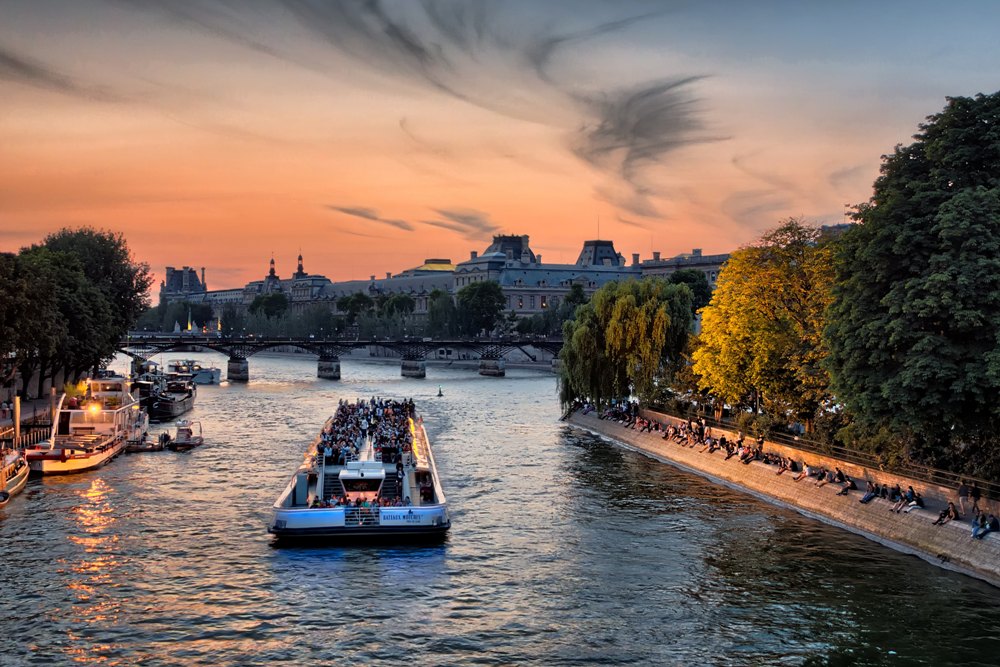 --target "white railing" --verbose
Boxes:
[344,506,380,526]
